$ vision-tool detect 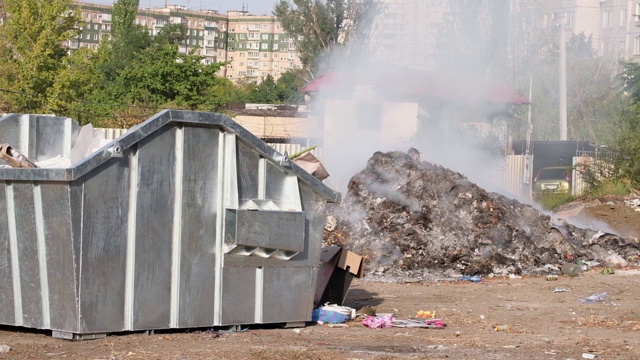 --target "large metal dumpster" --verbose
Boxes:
[0,110,340,339]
